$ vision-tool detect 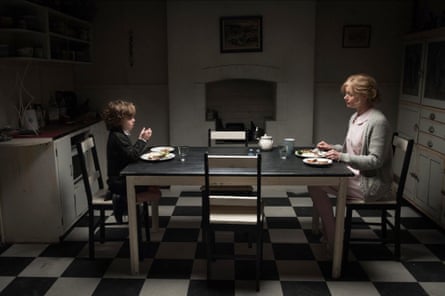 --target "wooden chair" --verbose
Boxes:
[202,153,264,291]
[77,135,160,259]
[343,133,414,261]
[208,128,248,147]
